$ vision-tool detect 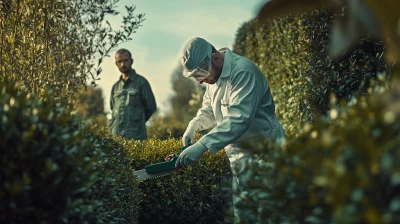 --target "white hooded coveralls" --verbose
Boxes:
[190,48,285,159]
[188,48,285,223]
